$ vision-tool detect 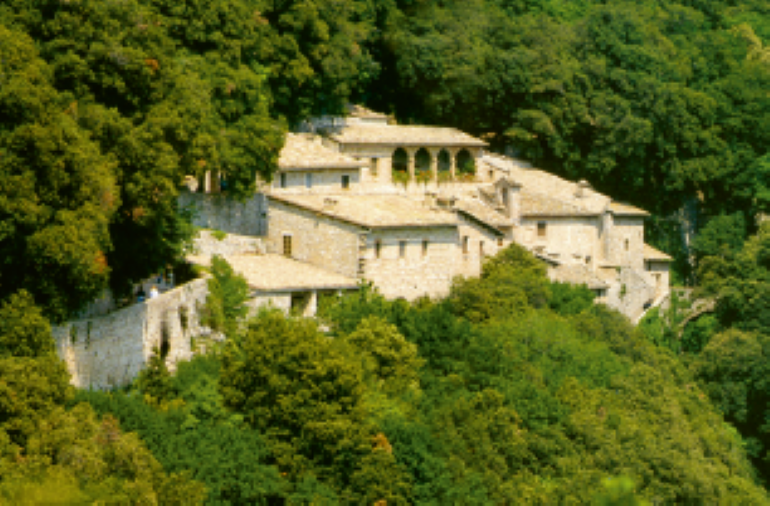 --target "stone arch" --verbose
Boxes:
[456,149,476,177]
[414,148,431,177]
[392,147,408,174]
[437,149,451,173]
